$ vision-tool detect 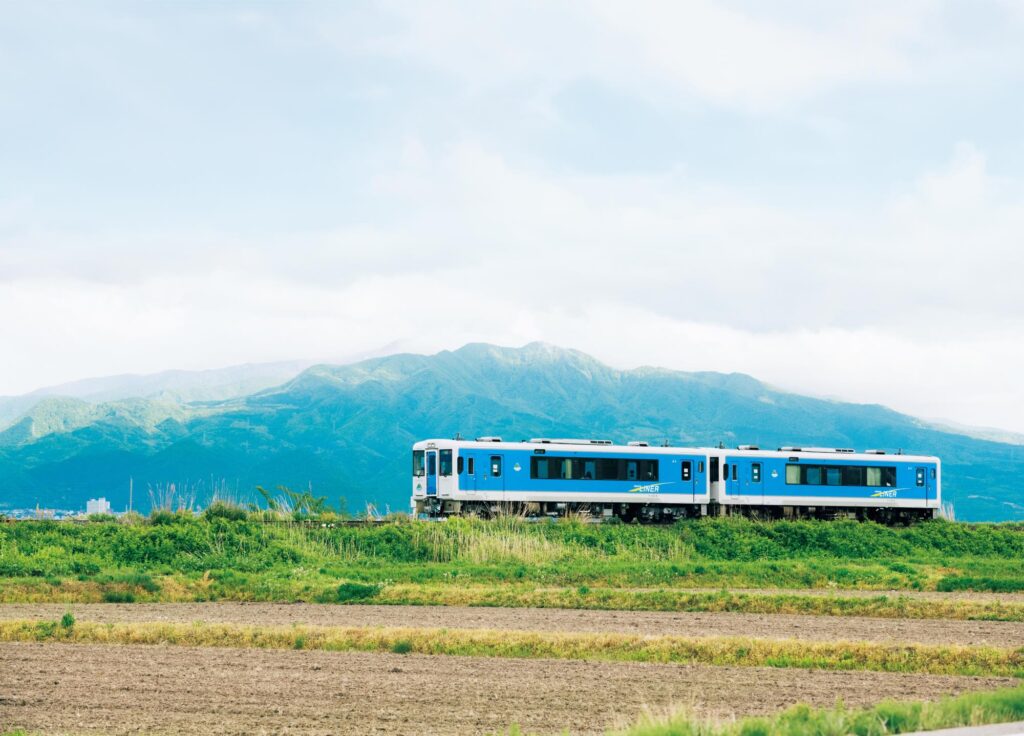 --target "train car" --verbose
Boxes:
[411,437,710,522]
[411,438,940,523]
[709,446,940,522]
